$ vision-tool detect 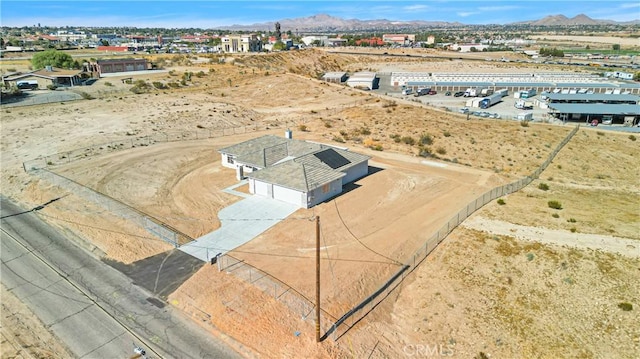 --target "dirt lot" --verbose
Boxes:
[1,48,638,358]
